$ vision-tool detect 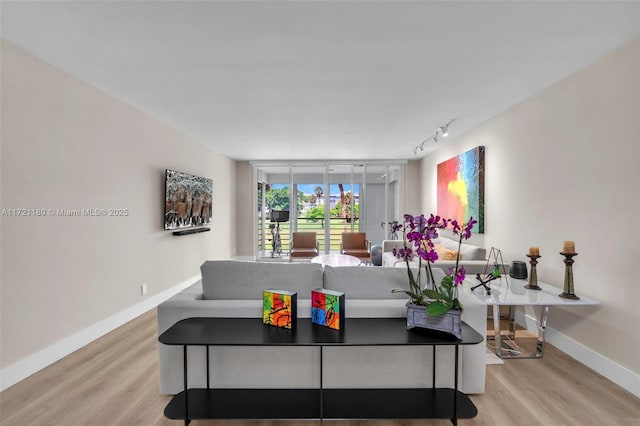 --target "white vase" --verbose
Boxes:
[406,302,462,339]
